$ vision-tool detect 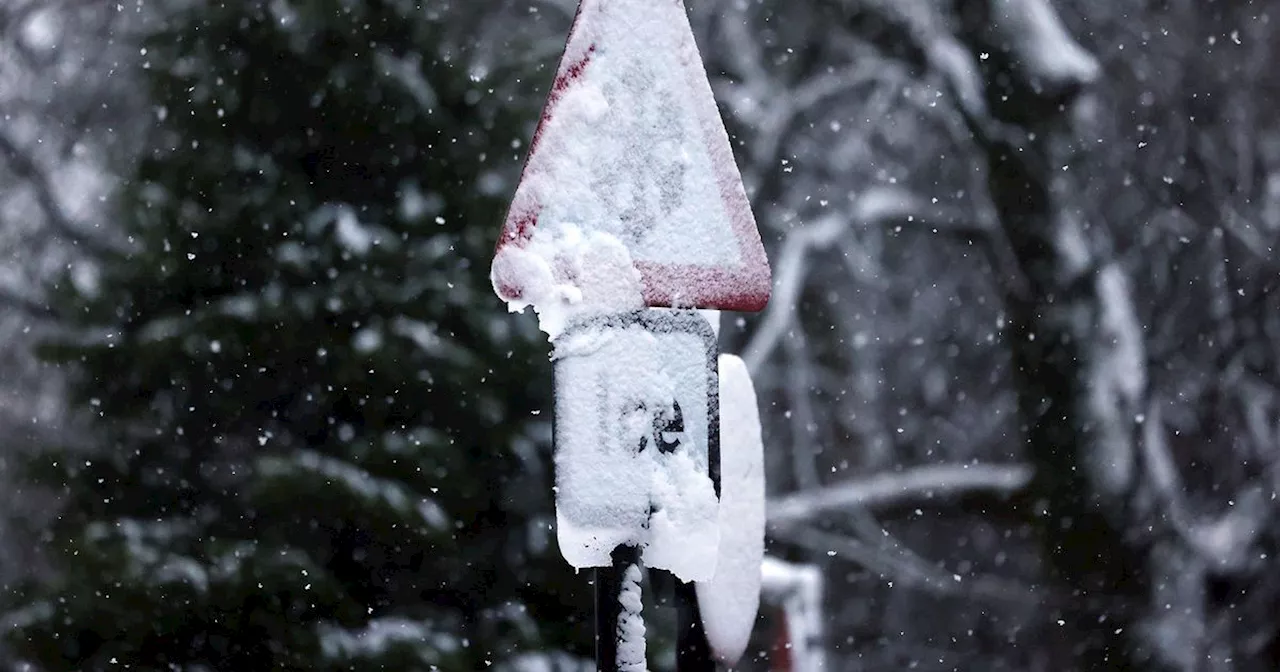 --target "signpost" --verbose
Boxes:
[490,0,772,669]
